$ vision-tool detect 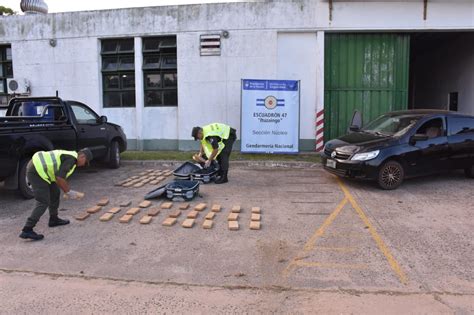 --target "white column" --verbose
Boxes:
[315,31,325,151]
[134,37,144,150]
